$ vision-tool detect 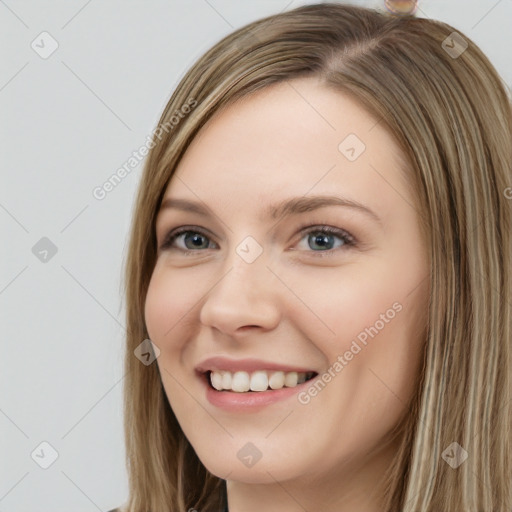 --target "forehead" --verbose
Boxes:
[162,77,409,221]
